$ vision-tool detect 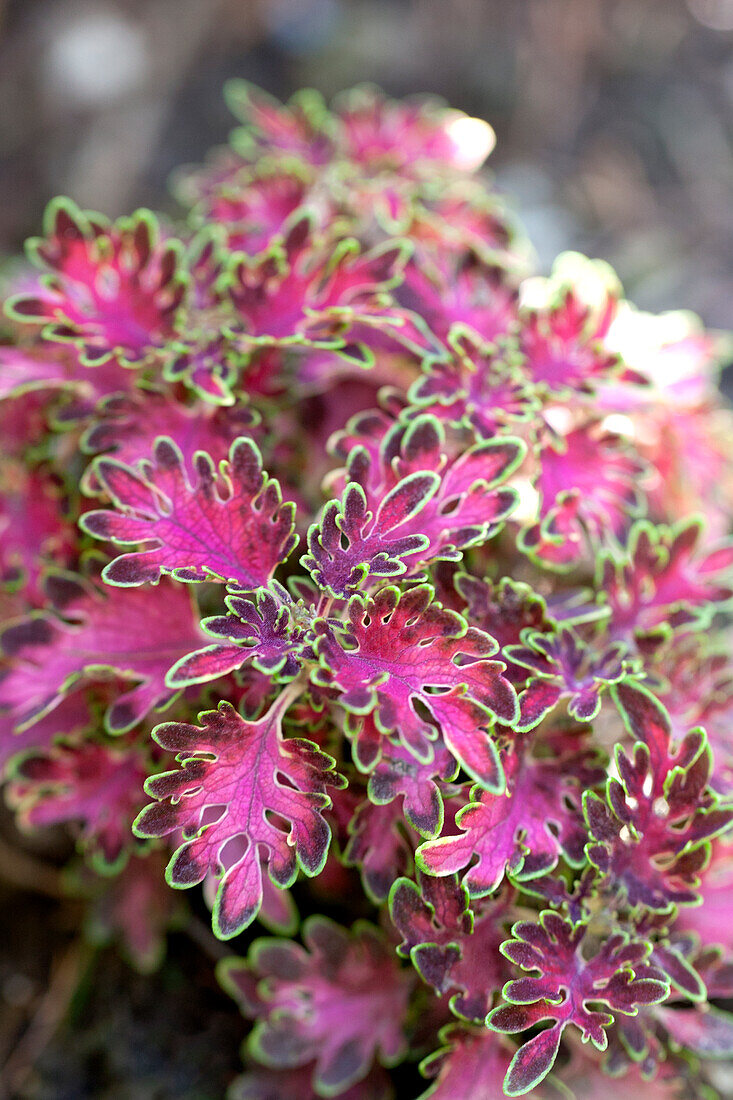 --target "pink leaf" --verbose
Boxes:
[82,435,296,587]
[8,739,148,870]
[219,916,412,1095]
[0,572,205,735]
[417,730,602,895]
[7,200,186,366]
[134,693,344,939]
[314,584,517,789]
